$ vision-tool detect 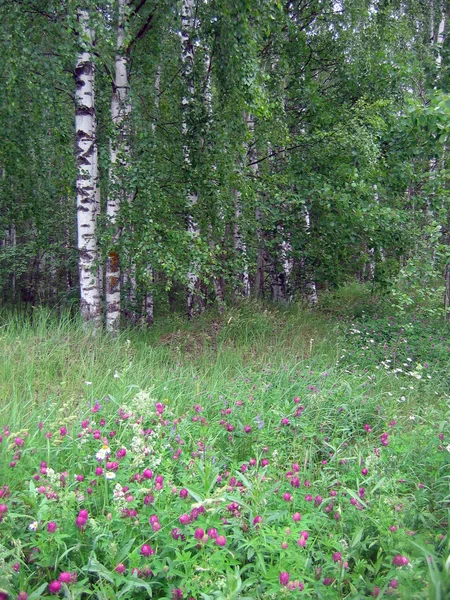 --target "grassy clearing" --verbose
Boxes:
[0,299,449,599]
